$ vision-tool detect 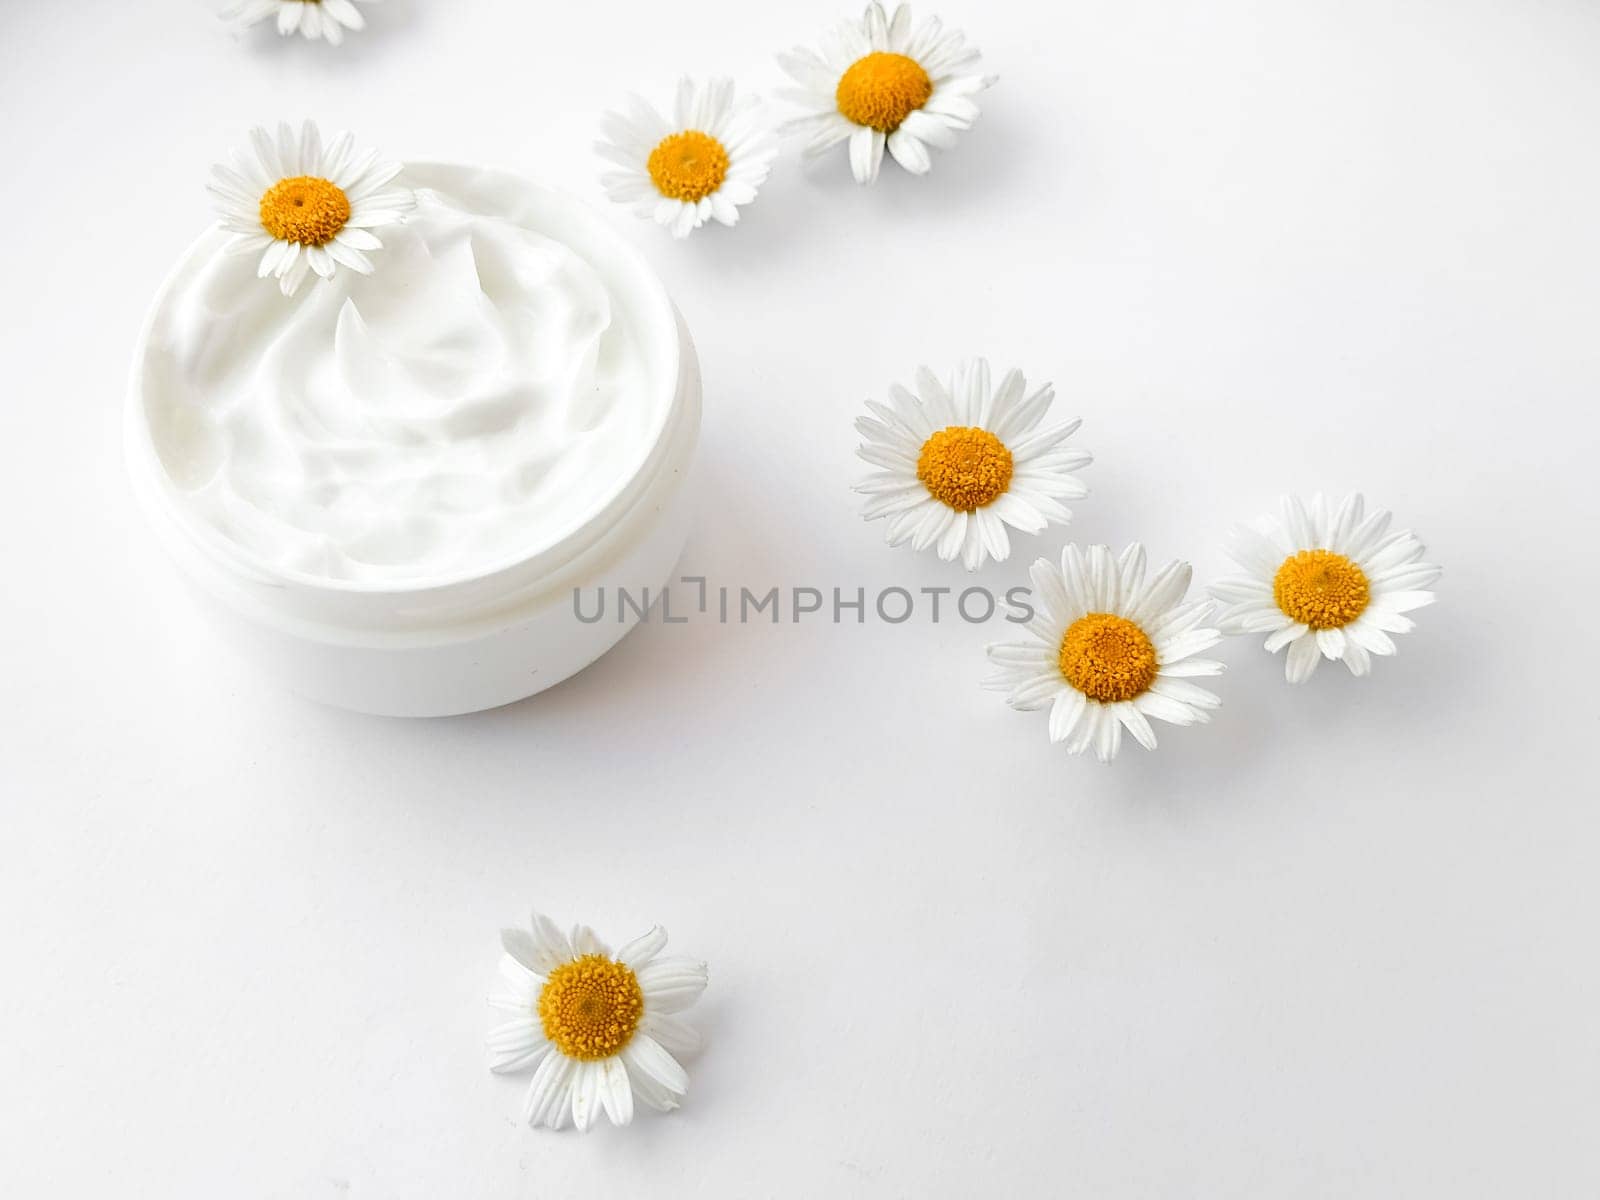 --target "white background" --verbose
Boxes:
[3,0,1598,1195]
